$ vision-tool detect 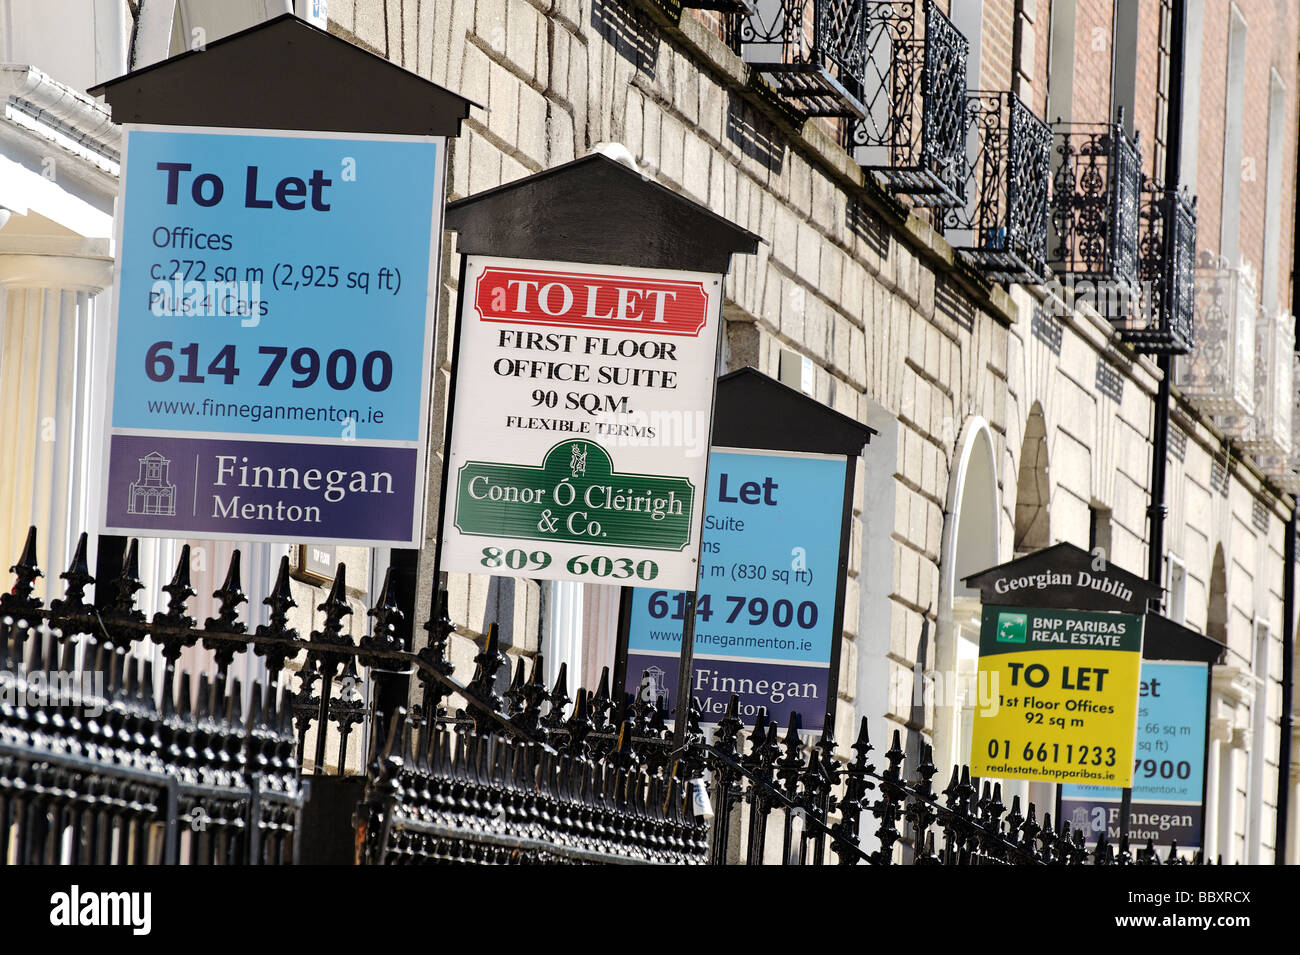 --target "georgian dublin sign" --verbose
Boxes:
[90,15,473,547]
[964,544,1158,787]
[963,542,1160,614]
